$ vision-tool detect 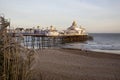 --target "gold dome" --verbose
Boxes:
[72,21,77,26]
